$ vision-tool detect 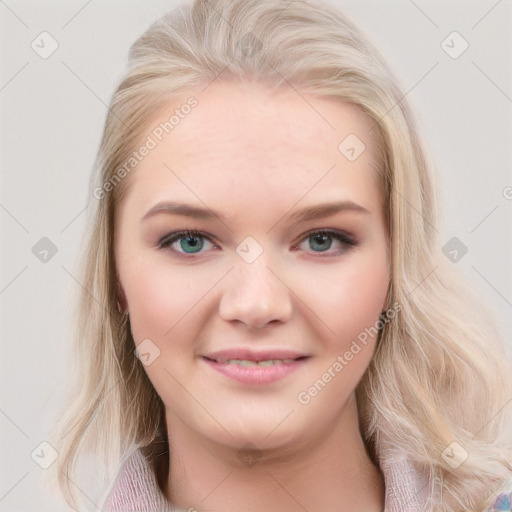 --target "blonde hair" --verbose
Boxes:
[44,0,512,510]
